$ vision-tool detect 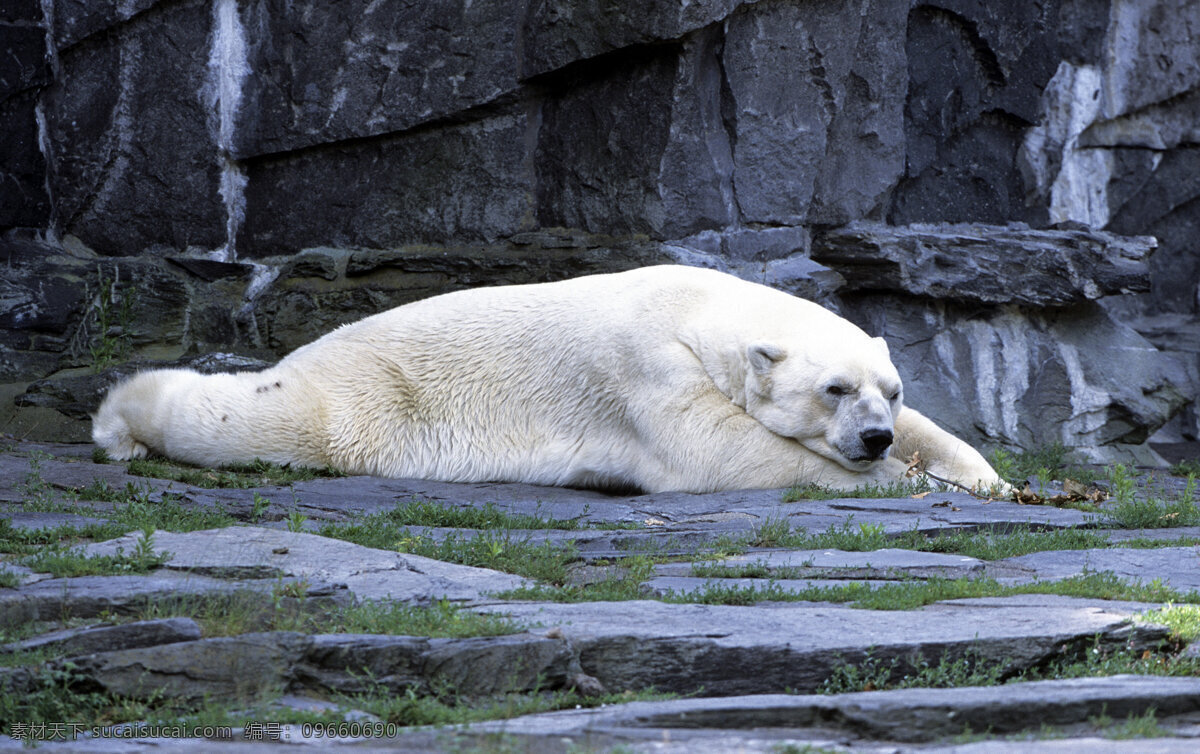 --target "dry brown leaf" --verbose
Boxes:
[904,451,926,478]
[911,491,932,500]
